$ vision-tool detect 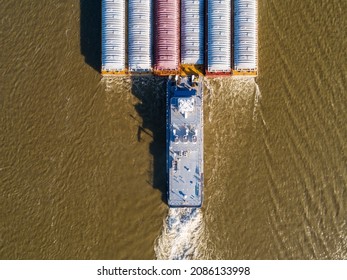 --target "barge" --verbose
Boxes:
[180,0,205,76]
[101,0,258,77]
[153,0,180,76]
[101,0,126,75]
[128,0,153,73]
[206,0,232,76]
[233,0,258,76]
